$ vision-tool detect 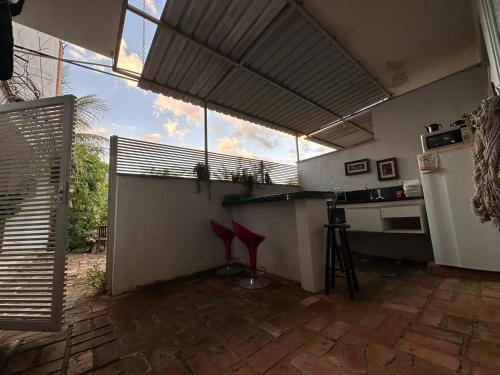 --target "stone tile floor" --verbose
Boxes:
[1,253,500,374]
